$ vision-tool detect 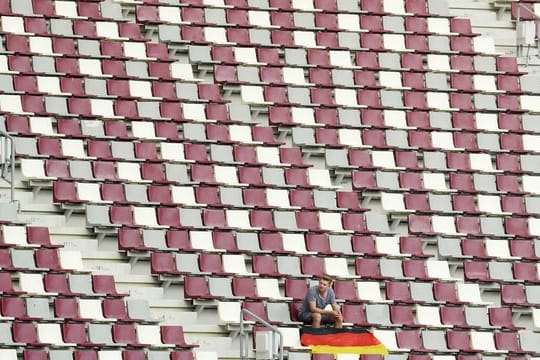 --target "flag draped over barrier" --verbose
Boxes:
[300,327,389,355]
